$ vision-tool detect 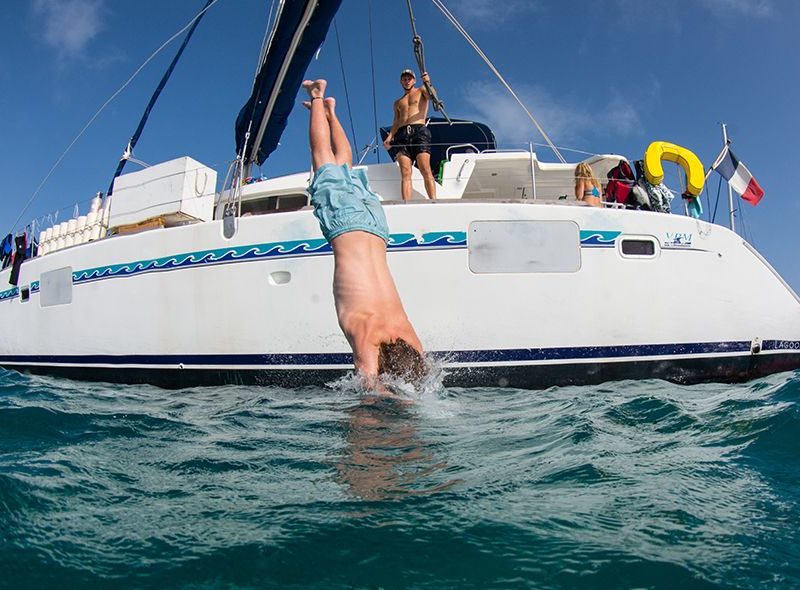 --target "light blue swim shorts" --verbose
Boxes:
[308,163,389,243]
